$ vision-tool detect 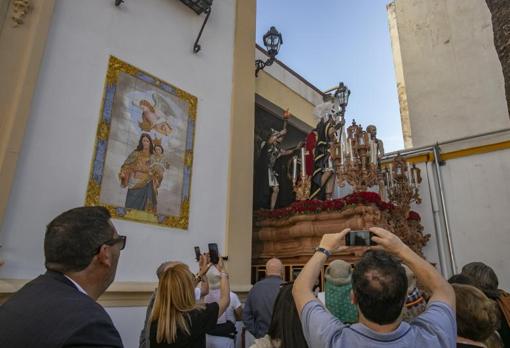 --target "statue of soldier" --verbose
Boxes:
[257,128,301,210]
